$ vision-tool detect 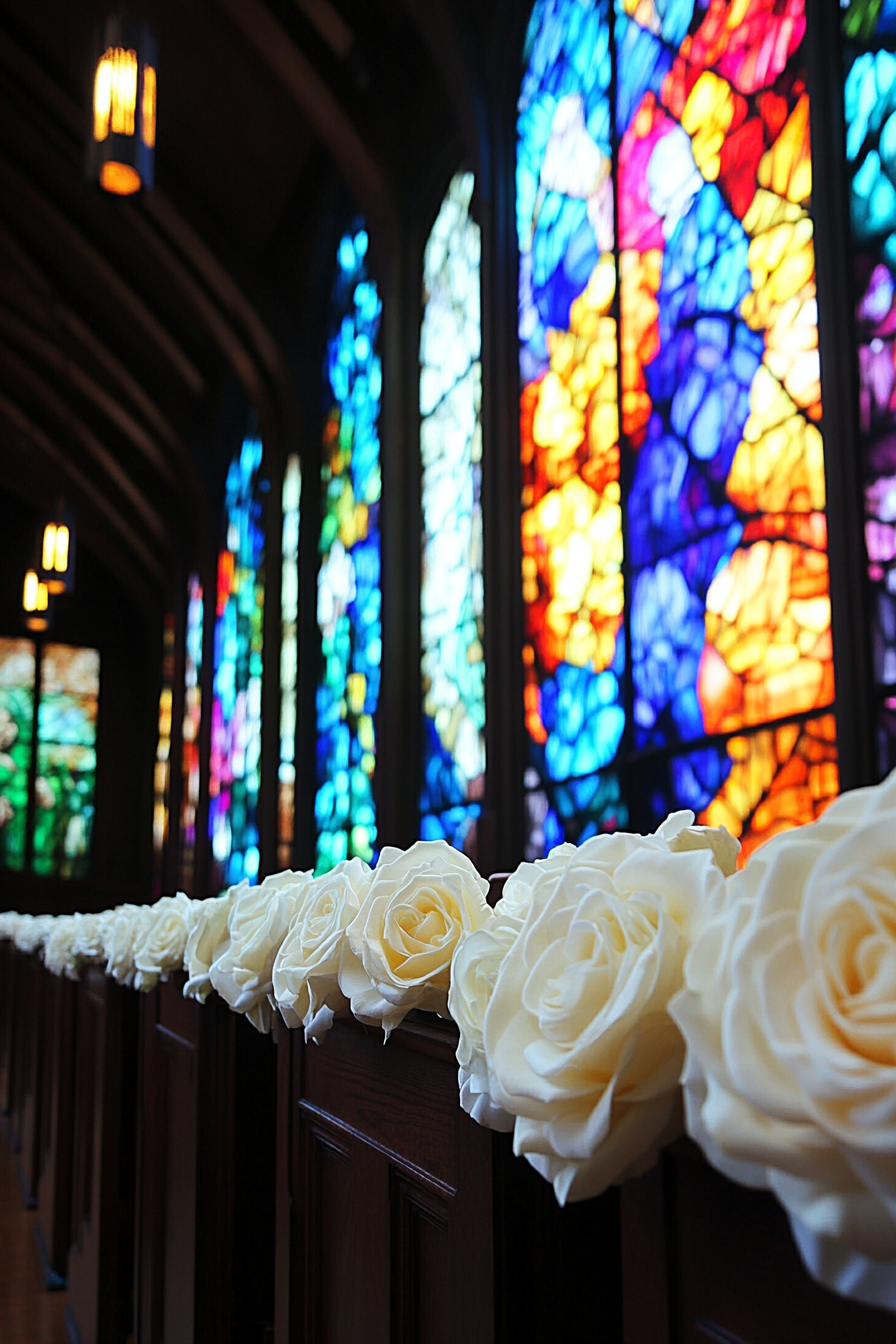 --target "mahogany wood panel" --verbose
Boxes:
[134,974,276,1344]
[15,952,42,1205]
[621,1140,896,1344]
[285,1014,496,1344]
[35,968,78,1287]
[66,968,138,1344]
[0,938,14,1119]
